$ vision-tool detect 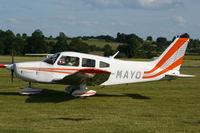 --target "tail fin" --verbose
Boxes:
[145,36,190,74]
